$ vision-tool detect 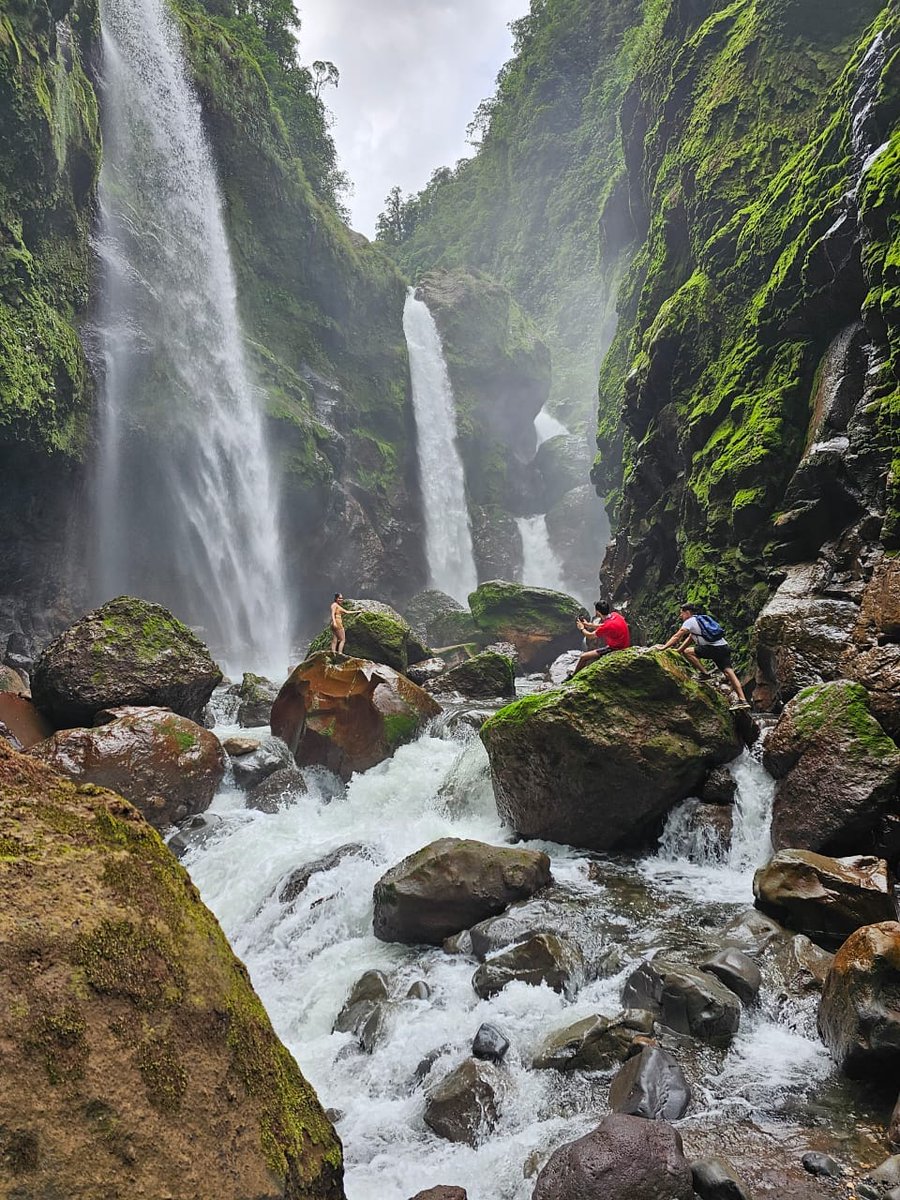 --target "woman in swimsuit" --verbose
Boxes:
[330,592,350,654]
